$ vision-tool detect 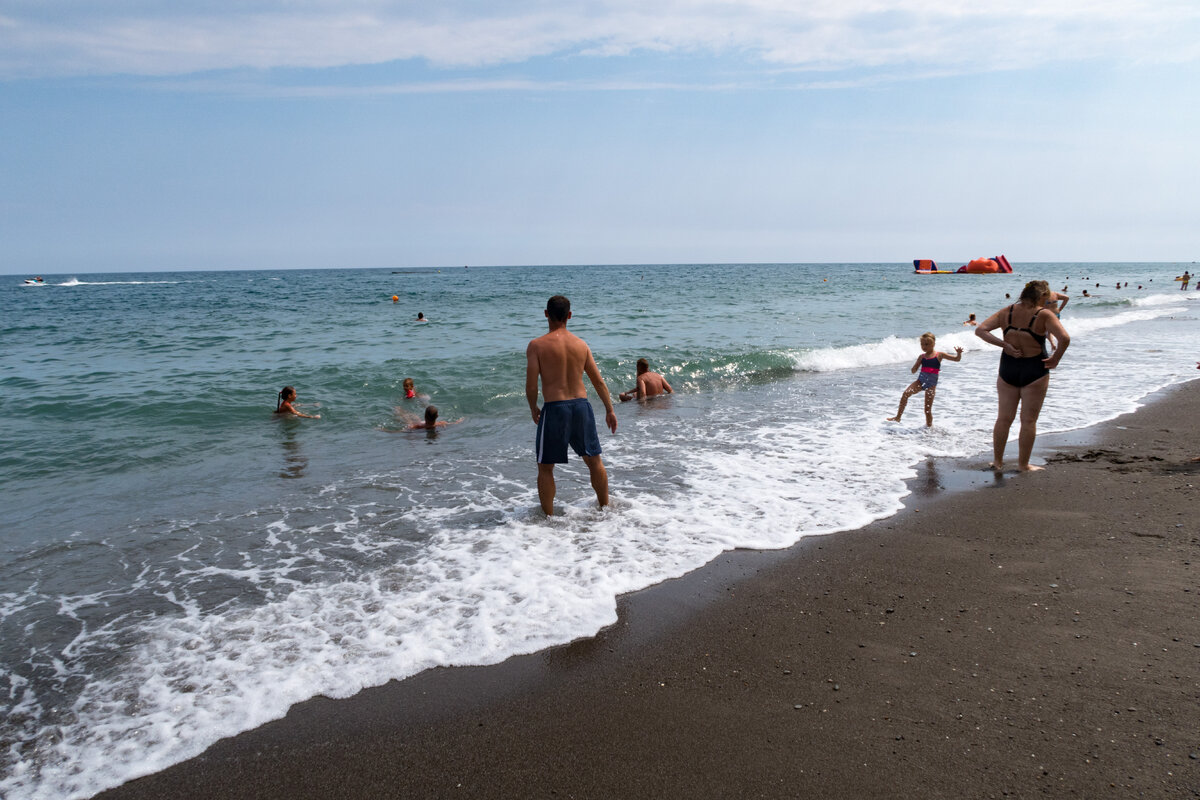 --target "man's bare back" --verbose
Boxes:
[636,371,671,398]
[618,358,673,402]
[526,328,592,405]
